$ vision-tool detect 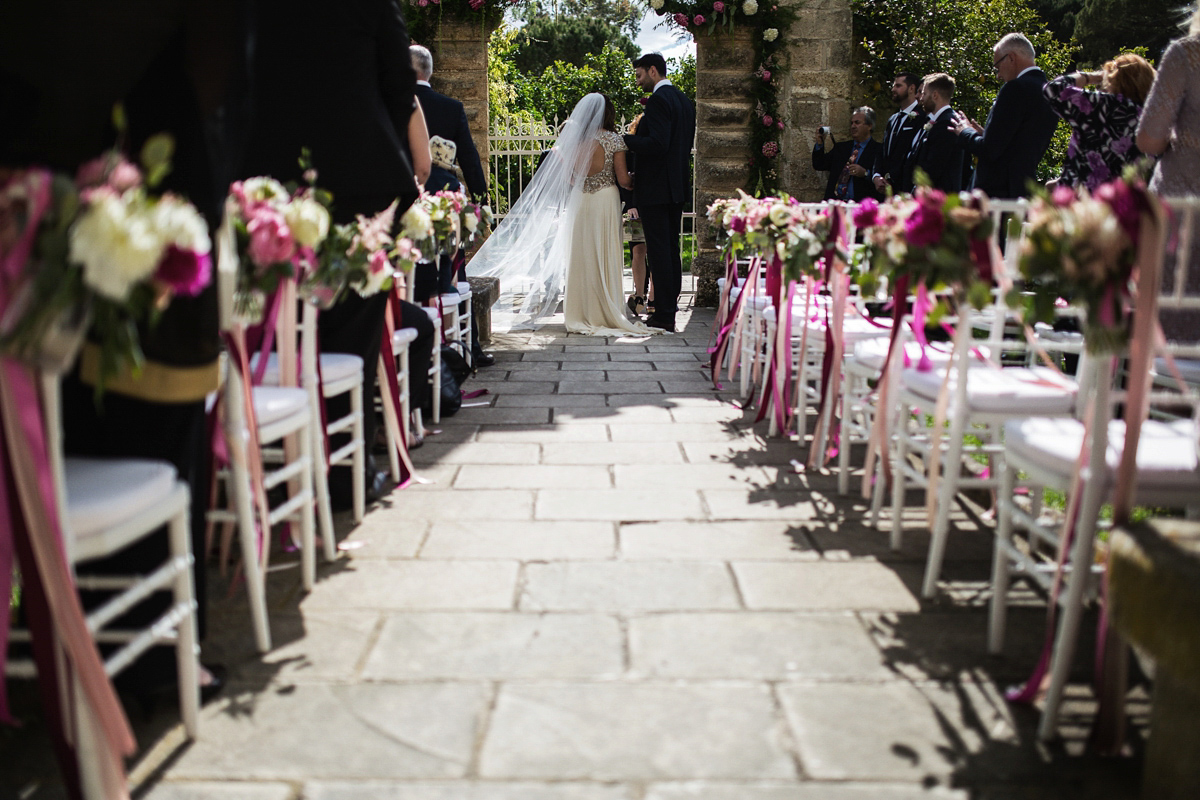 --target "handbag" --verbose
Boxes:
[431,343,471,417]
